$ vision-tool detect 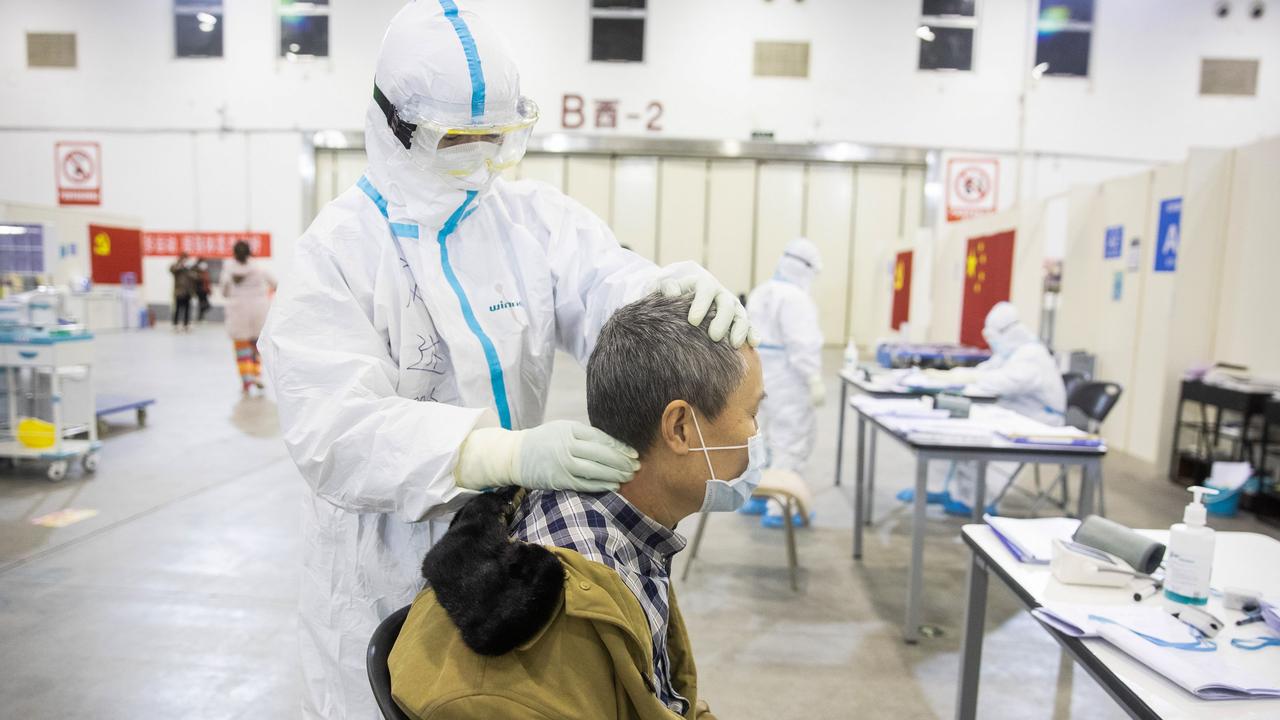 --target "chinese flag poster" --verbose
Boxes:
[959,230,1014,348]
[891,250,913,330]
